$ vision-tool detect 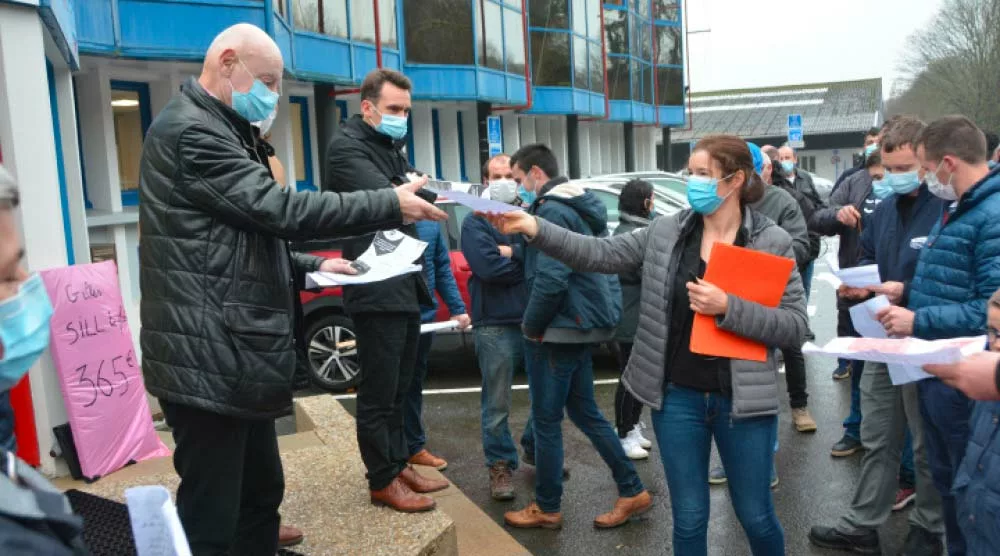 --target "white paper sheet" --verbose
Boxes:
[849,295,891,339]
[306,229,427,287]
[125,485,191,556]
[803,336,986,385]
[421,320,461,334]
[837,264,882,289]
